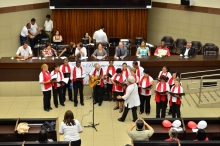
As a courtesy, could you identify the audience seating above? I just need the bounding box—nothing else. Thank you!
[202,43,216,54]
[57,44,70,55]
[161,36,174,50]
[174,38,187,53]
[191,41,202,55]
[203,46,219,56]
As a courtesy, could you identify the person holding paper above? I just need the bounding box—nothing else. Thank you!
[136,40,151,56]
[130,68,139,84]
[104,60,117,102]
[89,63,106,106]
[60,59,73,102]
[139,69,154,115]
[16,41,33,60]
[155,75,170,118]
[169,78,184,118]
[158,66,172,82]
[39,64,52,112]
[114,41,128,59]
[154,41,170,56]
[71,60,85,107]
[50,64,65,108]
[42,42,58,57]
[75,42,87,58]
[132,61,144,79]
[111,68,127,113]
[122,63,131,78]
[91,43,107,59]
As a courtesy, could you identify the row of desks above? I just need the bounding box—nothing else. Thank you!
[0,56,220,81]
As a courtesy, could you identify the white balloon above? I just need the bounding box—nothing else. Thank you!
[172,120,181,128]
[197,120,207,129]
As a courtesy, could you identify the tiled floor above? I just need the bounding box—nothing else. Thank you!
[0,95,220,146]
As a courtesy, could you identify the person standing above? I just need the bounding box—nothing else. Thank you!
[70,60,85,107]
[93,25,108,43]
[20,23,34,46]
[39,64,52,112]
[50,64,65,108]
[139,69,154,115]
[117,76,140,122]
[44,14,53,42]
[29,18,38,51]
[60,59,73,102]
[122,63,131,78]
[132,61,144,79]
[114,42,128,59]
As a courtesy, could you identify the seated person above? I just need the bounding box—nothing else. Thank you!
[136,40,151,56]
[34,27,48,44]
[59,42,76,57]
[53,30,63,43]
[154,41,170,56]
[16,41,33,59]
[180,42,195,57]
[194,129,209,141]
[126,119,154,146]
[84,32,92,43]
[92,43,107,59]
[165,129,179,141]
[37,129,49,143]
[75,42,87,58]
[114,41,127,59]
[42,42,58,57]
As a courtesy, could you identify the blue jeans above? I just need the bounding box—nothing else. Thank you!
[20,35,27,46]
[29,38,35,51]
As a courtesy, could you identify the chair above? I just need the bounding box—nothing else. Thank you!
[161,36,174,50]
[202,43,215,54]
[57,44,70,56]
[191,41,202,55]
[125,45,131,57]
[203,46,219,56]
[174,38,187,53]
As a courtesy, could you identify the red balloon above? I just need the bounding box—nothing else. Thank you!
[188,121,197,129]
[162,120,172,128]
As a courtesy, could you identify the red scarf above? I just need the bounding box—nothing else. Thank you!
[106,66,116,82]
[160,71,168,77]
[73,66,83,83]
[169,86,181,106]
[93,68,104,87]
[62,64,70,73]
[139,76,150,94]
[168,77,174,85]
[112,74,123,92]
[53,70,62,89]
[42,71,52,90]
[123,69,129,78]
[155,82,167,103]
[137,67,141,78]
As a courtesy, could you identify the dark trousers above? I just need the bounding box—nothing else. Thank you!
[42,90,51,110]
[29,38,35,51]
[156,101,167,118]
[20,35,27,46]
[139,94,151,114]
[73,81,84,104]
[62,80,72,101]
[52,86,64,106]
[93,85,104,103]
[172,102,181,118]
[70,139,81,146]
[120,104,138,121]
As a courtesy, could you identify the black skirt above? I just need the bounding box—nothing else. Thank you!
[113,91,124,102]
[106,83,113,92]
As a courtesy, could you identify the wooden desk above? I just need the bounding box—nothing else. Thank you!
[0,56,220,81]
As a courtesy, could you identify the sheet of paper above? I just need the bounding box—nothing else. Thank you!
[171,127,183,132]
[32,57,38,59]
[192,129,198,132]
[146,43,154,47]
[51,74,57,80]
[81,57,88,60]
[89,43,94,46]
[62,78,69,84]
[158,49,167,56]
[97,56,103,60]
[60,56,67,59]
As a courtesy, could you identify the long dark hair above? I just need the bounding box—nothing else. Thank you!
[196,129,206,140]
[38,129,48,142]
[63,110,75,126]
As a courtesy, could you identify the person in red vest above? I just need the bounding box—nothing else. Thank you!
[155,75,170,118]
[70,60,85,107]
[50,64,65,108]
[39,64,52,112]
[169,78,184,118]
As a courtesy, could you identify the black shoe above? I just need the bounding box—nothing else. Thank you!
[109,98,112,102]
[61,103,65,106]
[74,103,77,107]
[55,105,58,108]
[81,103,84,106]
[168,111,172,115]
[49,107,52,110]
[125,144,132,146]
[44,109,49,112]
[98,103,102,106]
[113,106,119,110]
[69,99,74,102]
[118,118,124,122]
[93,102,97,104]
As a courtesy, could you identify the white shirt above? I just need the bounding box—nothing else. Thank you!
[39,72,52,91]
[122,83,140,108]
[30,23,38,35]
[59,120,82,141]
[122,68,131,77]
[136,66,144,78]
[20,26,28,37]
[170,86,184,102]
[70,66,85,80]
[184,48,190,56]
[104,66,117,84]
[93,29,108,42]
[50,70,64,87]
[139,76,154,96]
[44,20,53,31]
[75,47,87,57]
[16,46,32,56]
[111,73,127,92]
[158,71,172,79]
[155,82,170,100]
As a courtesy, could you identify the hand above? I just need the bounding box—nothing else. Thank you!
[79,49,83,53]
[93,56,97,59]
[101,76,104,79]
[166,92,169,95]
[46,80,51,83]
[117,95,121,99]
[24,56,28,60]
[121,56,124,59]
[91,79,94,82]
[102,56,105,59]
[114,56,117,59]
[174,94,179,97]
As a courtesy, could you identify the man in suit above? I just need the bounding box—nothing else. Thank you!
[180,42,195,57]
[34,27,48,44]
[114,42,128,59]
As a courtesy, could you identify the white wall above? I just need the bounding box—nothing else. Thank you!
[153,0,220,8]
[0,0,49,7]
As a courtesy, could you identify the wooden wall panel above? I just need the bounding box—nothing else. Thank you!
[52,9,148,44]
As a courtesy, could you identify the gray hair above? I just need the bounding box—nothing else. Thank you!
[169,129,178,139]
[94,63,100,67]
[127,75,135,84]
[187,42,192,46]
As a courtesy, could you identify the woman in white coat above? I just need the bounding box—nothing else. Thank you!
[117,76,140,122]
